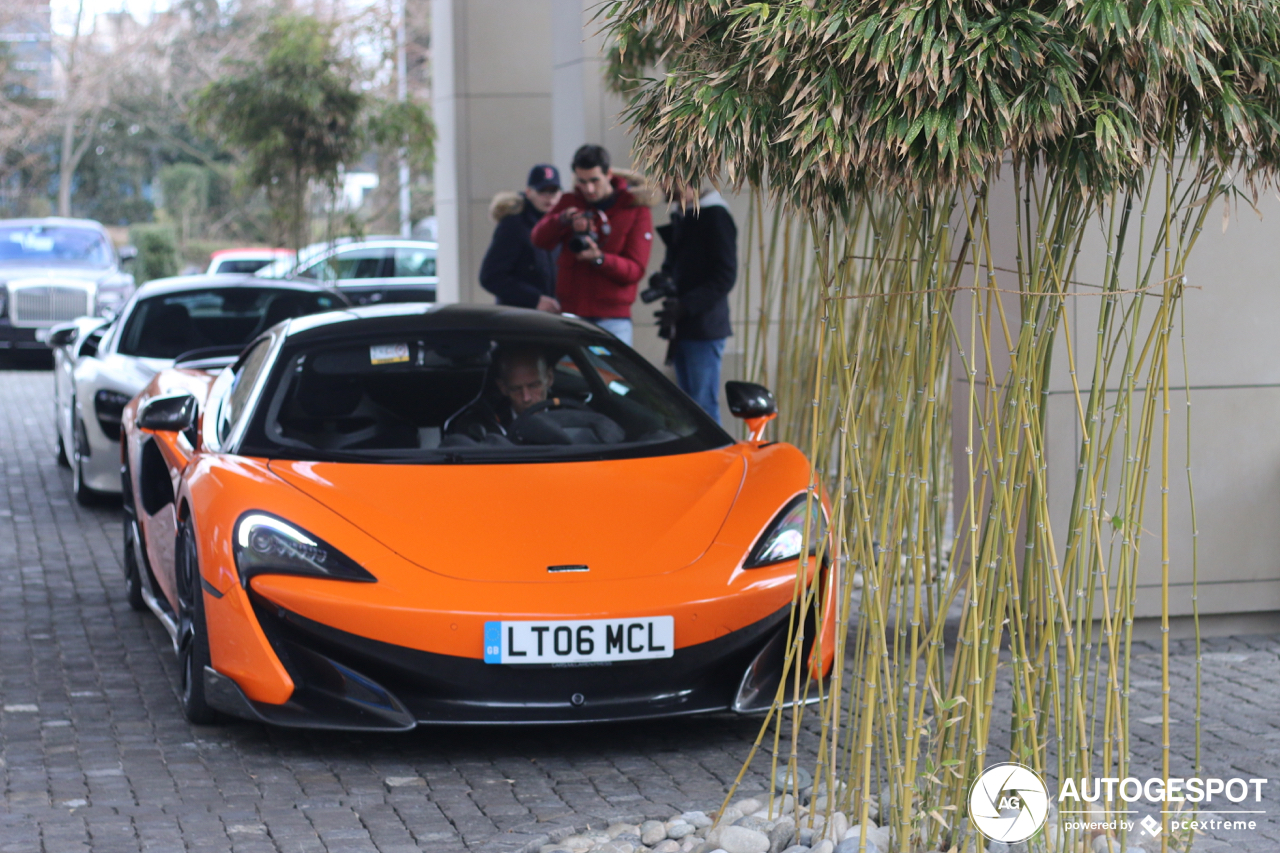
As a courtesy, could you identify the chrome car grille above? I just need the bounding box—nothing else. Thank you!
[10,285,90,326]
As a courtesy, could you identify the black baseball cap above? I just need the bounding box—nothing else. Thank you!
[526,164,561,191]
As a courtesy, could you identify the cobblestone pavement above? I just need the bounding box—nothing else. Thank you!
[1,368,1278,852]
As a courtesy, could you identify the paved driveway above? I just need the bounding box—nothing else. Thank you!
[1,368,1277,852]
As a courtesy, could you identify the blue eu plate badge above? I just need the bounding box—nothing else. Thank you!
[483,617,674,665]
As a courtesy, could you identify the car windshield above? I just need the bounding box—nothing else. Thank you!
[0,225,112,267]
[244,329,731,463]
[118,288,342,359]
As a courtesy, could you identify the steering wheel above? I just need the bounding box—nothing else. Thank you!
[510,397,604,446]
[515,397,590,420]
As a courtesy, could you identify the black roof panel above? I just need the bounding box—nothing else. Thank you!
[282,303,616,344]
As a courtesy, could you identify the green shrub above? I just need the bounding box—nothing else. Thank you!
[129,224,180,284]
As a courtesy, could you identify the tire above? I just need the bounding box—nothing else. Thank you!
[122,517,147,612]
[71,410,104,506]
[55,423,70,468]
[176,517,219,724]
[120,457,147,612]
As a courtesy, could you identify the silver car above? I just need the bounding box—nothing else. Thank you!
[0,217,136,353]
[49,274,346,502]
[285,238,440,306]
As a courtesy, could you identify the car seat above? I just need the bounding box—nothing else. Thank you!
[138,303,201,359]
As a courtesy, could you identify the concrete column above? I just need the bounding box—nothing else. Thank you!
[431,0,554,306]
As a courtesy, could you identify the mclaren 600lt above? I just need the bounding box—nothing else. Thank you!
[120,304,835,729]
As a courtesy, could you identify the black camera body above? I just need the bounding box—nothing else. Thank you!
[640,271,677,304]
[566,209,608,254]
[567,232,596,254]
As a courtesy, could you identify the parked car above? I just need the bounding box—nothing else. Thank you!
[0,217,136,353]
[119,304,836,727]
[48,274,346,503]
[206,248,294,275]
[254,238,359,280]
[281,238,440,306]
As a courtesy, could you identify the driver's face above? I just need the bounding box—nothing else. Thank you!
[497,360,552,414]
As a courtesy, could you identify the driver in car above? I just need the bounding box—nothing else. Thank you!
[445,346,554,441]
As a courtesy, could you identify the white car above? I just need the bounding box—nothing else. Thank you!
[205,247,294,275]
[49,274,346,503]
[270,238,441,306]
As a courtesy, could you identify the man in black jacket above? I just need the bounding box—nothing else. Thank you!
[479,165,562,311]
[653,186,737,423]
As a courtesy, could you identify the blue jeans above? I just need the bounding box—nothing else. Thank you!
[673,337,726,423]
[585,317,633,346]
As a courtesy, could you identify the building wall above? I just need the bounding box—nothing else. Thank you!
[1044,191,1280,617]
[0,0,54,99]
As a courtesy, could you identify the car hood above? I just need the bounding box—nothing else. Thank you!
[268,449,746,582]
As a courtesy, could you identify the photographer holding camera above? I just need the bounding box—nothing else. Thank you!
[531,145,654,345]
[648,184,737,423]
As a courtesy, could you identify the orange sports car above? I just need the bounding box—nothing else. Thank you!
[120,304,835,728]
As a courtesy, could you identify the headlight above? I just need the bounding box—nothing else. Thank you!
[744,494,828,569]
[233,512,375,585]
[94,389,132,441]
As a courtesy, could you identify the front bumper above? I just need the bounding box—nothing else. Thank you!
[0,320,46,350]
[203,595,815,728]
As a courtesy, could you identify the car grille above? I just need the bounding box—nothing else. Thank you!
[10,285,90,326]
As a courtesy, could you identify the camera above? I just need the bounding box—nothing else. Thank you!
[566,208,608,254]
[640,271,676,304]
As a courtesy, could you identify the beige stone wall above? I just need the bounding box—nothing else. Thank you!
[1043,191,1280,617]
[948,179,1280,618]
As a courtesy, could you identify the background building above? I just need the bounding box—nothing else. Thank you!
[0,0,54,100]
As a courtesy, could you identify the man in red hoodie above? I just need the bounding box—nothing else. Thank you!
[530,144,653,346]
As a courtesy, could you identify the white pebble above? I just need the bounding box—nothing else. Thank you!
[640,821,667,846]
[825,812,849,843]
[718,825,771,853]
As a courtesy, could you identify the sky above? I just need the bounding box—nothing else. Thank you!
[50,0,173,37]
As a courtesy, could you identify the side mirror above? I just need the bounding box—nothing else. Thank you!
[138,392,197,433]
[725,381,777,419]
[118,245,138,263]
[47,324,79,348]
[725,381,778,442]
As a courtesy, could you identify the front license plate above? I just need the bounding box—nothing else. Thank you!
[484,617,674,665]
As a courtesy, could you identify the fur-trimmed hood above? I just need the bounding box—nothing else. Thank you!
[612,169,658,207]
[489,191,527,222]
[492,169,656,221]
